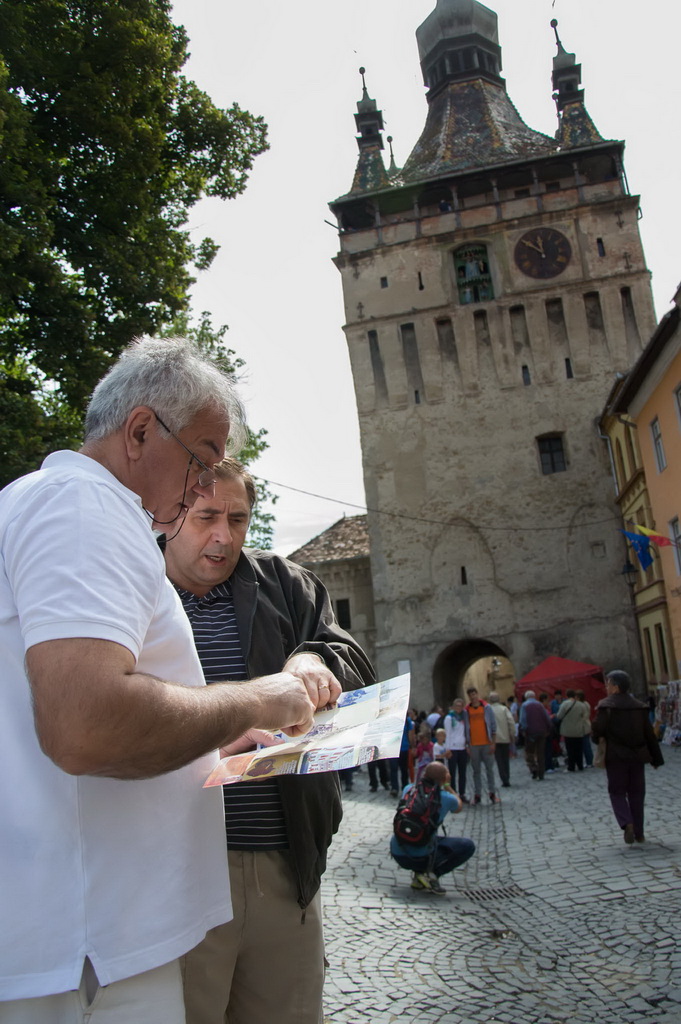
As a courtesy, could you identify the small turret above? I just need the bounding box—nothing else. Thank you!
[349,68,389,194]
[551,19,604,148]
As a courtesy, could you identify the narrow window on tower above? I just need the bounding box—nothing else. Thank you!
[335,598,351,630]
[400,323,425,405]
[453,244,494,304]
[461,566,468,585]
[367,329,389,407]
[565,357,574,379]
[417,271,424,291]
[522,365,531,386]
[537,434,567,475]
[380,276,388,289]
[597,237,606,257]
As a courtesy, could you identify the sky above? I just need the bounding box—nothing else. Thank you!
[170,0,681,556]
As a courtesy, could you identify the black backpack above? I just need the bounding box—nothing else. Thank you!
[393,778,442,846]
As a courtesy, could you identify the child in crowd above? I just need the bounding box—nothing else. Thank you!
[433,728,448,764]
[415,722,434,783]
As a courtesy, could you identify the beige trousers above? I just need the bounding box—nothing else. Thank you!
[0,958,184,1024]
[182,849,325,1024]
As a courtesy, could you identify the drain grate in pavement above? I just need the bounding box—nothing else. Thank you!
[461,883,525,902]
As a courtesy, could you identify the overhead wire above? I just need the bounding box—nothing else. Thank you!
[253,475,627,535]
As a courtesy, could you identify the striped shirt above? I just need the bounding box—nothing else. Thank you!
[177,581,288,850]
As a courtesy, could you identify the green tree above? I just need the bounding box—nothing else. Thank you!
[0,360,82,487]
[0,0,268,428]
[163,310,277,549]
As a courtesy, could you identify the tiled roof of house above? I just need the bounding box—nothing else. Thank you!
[288,514,369,565]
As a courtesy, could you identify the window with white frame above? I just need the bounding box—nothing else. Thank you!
[651,417,666,471]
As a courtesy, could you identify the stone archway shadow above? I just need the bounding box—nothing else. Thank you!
[432,638,513,708]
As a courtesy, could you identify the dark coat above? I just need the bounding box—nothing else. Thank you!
[230,550,376,908]
[591,693,664,768]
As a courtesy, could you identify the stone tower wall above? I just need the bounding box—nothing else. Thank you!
[335,180,656,705]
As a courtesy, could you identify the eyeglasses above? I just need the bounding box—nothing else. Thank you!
[153,412,216,488]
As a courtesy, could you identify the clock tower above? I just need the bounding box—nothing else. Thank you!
[329,1,656,704]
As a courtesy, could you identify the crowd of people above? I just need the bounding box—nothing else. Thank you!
[388,677,664,892]
[397,687,600,795]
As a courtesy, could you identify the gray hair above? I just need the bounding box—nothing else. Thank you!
[488,691,499,703]
[525,690,535,699]
[84,336,247,452]
[606,670,631,693]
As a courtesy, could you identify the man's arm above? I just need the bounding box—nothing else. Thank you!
[442,786,463,814]
[591,708,606,741]
[27,637,316,780]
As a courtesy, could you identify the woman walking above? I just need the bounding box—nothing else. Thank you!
[556,688,591,771]
[592,670,664,844]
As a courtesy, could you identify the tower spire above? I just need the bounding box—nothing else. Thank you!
[386,135,399,177]
[401,0,555,180]
[551,19,604,148]
[348,67,389,194]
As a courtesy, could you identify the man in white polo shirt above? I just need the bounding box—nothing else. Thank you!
[0,337,336,1023]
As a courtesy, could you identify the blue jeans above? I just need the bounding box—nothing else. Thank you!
[392,837,476,877]
[583,735,593,766]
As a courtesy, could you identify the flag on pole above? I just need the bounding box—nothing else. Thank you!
[622,530,654,570]
[631,524,673,547]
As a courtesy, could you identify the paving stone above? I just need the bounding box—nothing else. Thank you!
[320,747,681,1022]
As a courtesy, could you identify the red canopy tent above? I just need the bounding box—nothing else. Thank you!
[515,656,606,711]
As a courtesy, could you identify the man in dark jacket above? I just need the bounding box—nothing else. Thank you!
[519,690,552,780]
[164,458,375,1024]
[592,670,663,845]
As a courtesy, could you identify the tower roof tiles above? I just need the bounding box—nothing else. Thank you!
[400,78,556,181]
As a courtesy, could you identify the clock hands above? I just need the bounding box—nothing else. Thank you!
[521,235,546,257]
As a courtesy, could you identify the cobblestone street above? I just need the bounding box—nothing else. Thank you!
[321,749,681,1024]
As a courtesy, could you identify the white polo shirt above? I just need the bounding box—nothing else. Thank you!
[0,451,231,1000]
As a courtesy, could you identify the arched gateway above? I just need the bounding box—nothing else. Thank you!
[432,639,514,708]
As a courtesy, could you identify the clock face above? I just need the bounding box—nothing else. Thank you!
[514,227,572,279]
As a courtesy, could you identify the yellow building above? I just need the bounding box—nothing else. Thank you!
[601,290,681,686]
